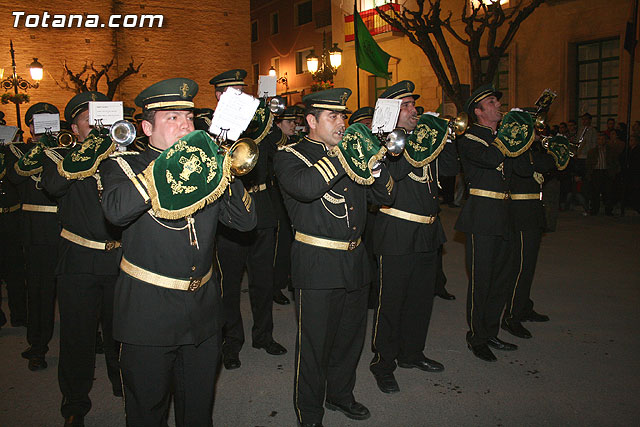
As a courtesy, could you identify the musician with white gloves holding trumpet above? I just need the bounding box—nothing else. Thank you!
[274,88,396,426]
[369,81,459,394]
[99,77,257,426]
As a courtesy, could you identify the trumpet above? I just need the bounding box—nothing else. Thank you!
[109,119,137,147]
[375,127,407,156]
[217,137,259,176]
[443,112,469,137]
[268,96,286,116]
[56,130,77,148]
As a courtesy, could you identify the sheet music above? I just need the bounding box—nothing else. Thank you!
[209,88,260,141]
[371,99,401,133]
[33,113,60,134]
[0,126,19,143]
[258,75,277,97]
[89,101,123,126]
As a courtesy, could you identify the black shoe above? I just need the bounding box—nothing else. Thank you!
[501,318,532,339]
[222,351,241,370]
[522,310,549,322]
[487,337,518,351]
[325,400,371,420]
[112,384,123,397]
[253,340,287,355]
[273,289,291,305]
[435,290,456,300]
[397,355,444,372]
[372,372,400,394]
[63,415,85,426]
[467,343,497,362]
[21,346,35,360]
[28,356,48,371]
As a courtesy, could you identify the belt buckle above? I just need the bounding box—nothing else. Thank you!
[188,278,202,292]
[347,240,357,251]
[105,241,119,251]
[0,207,7,214]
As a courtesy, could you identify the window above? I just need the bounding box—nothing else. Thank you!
[481,55,509,110]
[253,63,259,85]
[576,38,619,129]
[368,73,392,106]
[295,1,313,26]
[470,0,509,8]
[296,48,314,74]
[360,0,395,10]
[271,12,279,35]
[251,20,258,43]
[271,57,280,77]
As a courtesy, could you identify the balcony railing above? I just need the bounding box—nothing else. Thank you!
[344,3,401,42]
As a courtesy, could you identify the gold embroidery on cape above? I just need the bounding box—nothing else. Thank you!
[164,138,220,195]
[499,122,528,147]
[409,125,438,152]
[71,136,103,162]
[179,154,202,181]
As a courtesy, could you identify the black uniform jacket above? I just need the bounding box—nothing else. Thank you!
[7,143,60,246]
[41,148,121,276]
[100,147,257,346]
[237,126,279,229]
[455,123,512,237]
[274,136,396,291]
[510,147,556,232]
[374,141,459,255]
[1,145,24,248]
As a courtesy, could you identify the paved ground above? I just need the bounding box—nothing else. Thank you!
[1,207,639,427]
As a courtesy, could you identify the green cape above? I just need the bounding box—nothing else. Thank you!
[545,135,571,171]
[494,110,535,157]
[14,134,57,176]
[329,123,386,185]
[405,114,449,167]
[58,128,115,179]
[143,130,232,219]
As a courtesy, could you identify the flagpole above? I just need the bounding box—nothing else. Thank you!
[354,1,361,108]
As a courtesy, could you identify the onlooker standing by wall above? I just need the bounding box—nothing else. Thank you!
[586,132,620,215]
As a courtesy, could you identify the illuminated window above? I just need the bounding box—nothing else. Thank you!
[271,57,280,77]
[576,38,619,129]
[296,48,314,74]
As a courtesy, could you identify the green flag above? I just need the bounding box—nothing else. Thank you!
[354,4,391,79]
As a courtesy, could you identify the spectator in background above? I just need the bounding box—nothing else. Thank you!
[586,131,620,215]
[558,122,569,136]
[623,135,640,213]
[604,118,616,140]
[615,122,627,144]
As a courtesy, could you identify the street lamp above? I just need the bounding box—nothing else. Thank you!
[1,40,43,130]
[305,32,342,85]
[268,66,277,77]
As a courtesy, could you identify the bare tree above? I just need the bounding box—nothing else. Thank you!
[55,57,142,100]
[376,0,545,111]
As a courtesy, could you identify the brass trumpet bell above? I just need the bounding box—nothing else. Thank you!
[57,130,77,148]
[450,112,468,136]
[534,112,546,131]
[384,128,407,156]
[269,97,286,115]
[109,120,137,147]
[223,137,259,176]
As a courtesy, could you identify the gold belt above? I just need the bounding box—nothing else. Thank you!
[247,183,267,193]
[0,204,21,214]
[22,203,58,213]
[295,231,361,251]
[510,193,542,200]
[120,257,212,292]
[469,188,509,200]
[60,228,121,251]
[379,207,435,224]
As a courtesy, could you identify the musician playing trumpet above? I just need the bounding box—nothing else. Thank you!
[369,81,459,394]
[99,78,257,425]
[274,88,395,426]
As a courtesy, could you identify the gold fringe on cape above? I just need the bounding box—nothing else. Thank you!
[493,131,535,158]
[142,154,233,220]
[330,146,387,186]
[57,141,116,180]
[403,131,448,168]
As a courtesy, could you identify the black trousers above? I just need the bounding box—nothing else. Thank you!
[120,334,220,427]
[0,217,27,324]
[465,234,513,346]
[589,169,614,214]
[273,219,293,292]
[504,229,542,321]
[293,287,368,425]
[216,227,276,353]
[25,244,57,356]
[370,252,437,375]
[434,244,447,295]
[58,273,119,418]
